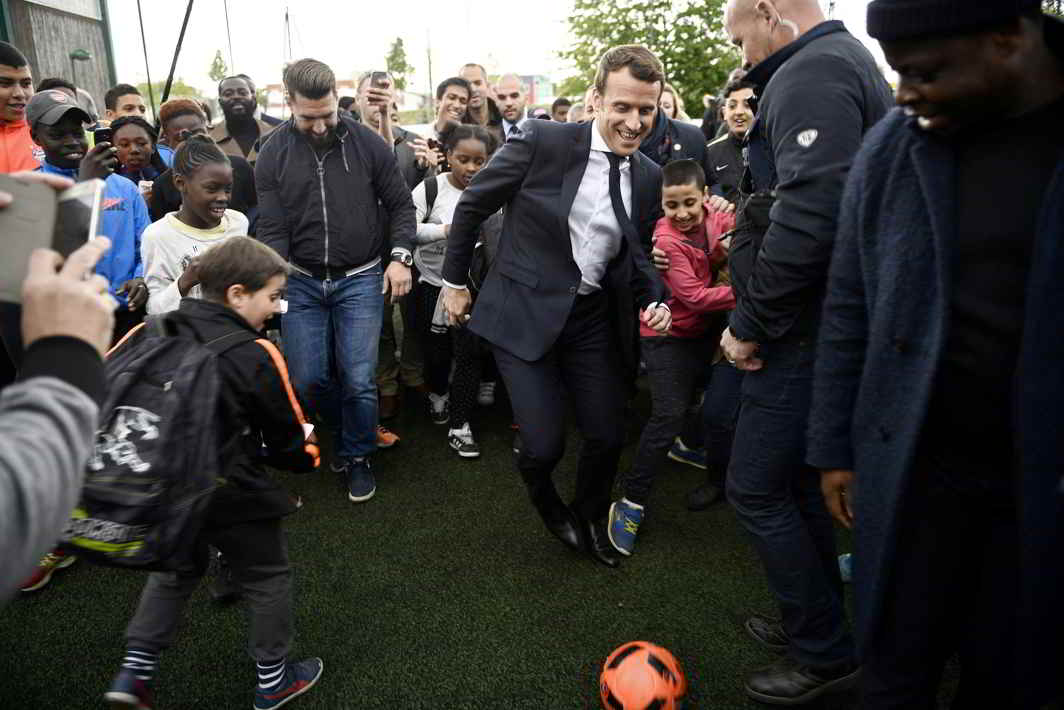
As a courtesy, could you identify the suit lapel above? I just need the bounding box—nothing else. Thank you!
[558,122,594,236]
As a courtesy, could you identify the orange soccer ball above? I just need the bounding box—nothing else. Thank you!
[599,641,687,710]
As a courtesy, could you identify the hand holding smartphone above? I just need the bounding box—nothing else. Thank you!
[0,174,106,303]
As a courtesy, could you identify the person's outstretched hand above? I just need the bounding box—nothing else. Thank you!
[21,237,116,357]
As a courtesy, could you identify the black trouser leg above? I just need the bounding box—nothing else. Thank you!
[624,337,704,505]
[861,475,1019,710]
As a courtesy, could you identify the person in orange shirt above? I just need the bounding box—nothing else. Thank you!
[0,42,39,173]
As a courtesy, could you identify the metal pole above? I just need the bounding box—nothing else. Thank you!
[135,0,157,118]
[160,0,195,105]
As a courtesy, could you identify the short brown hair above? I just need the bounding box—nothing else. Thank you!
[593,45,665,98]
[198,236,289,302]
[283,58,335,101]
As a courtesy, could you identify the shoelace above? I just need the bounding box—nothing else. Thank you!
[623,516,640,534]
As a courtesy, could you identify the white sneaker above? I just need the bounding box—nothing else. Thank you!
[477,381,496,406]
[448,422,481,458]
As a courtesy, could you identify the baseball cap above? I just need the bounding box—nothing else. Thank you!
[26,89,92,128]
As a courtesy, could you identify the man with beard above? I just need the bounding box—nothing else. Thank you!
[494,74,528,140]
[459,63,503,143]
[810,1,1064,707]
[255,58,415,504]
[441,45,672,569]
[717,0,892,704]
[210,75,274,166]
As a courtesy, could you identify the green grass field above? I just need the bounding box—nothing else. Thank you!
[1,385,861,710]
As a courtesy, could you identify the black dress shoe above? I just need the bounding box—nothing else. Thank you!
[744,657,860,705]
[527,488,581,551]
[686,482,722,511]
[745,613,789,653]
[578,516,620,568]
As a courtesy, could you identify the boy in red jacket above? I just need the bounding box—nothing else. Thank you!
[609,160,735,557]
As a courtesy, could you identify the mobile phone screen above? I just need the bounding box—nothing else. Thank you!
[54,179,104,258]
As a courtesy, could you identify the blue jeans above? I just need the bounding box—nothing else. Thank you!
[282,268,383,459]
[725,338,855,667]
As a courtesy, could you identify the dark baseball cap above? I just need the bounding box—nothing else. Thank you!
[26,89,92,128]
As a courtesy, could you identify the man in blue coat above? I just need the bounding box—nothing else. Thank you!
[809,2,1064,707]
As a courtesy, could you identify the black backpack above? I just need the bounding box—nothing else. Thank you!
[61,315,256,571]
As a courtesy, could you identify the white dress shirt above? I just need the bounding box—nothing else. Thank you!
[568,119,630,294]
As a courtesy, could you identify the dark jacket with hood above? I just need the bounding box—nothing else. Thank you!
[728,20,892,344]
[142,299,317,529]
[638,110,713,180]
[254,113,416,279]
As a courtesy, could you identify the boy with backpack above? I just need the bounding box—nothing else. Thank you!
[101,236,323,710]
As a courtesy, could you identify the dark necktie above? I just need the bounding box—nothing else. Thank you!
[507,124,519,141]
[606,152,638,244]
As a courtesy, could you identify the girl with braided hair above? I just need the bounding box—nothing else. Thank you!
[141,134,250,314]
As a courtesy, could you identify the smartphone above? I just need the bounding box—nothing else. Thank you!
[0,177,104,303]
[93,126,113,146]
[54,179,105,259]
[370,71,389,89]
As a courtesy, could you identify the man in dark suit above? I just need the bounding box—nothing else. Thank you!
[440,45,672,568]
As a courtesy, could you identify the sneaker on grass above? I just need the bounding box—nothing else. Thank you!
[448,422,481,458]
[477,381,496,406]
[347,458,376,503]
[104,667,155,710]
[607,499,644,557]
[19,548,76,593]
[667,437,707,470]
[253,658,324,710]
[428,392,450,425]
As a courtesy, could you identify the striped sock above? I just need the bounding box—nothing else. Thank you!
[121,648,158,681]
[257,658,287,691]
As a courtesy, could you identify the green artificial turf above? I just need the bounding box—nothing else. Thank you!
[0,384,861,710]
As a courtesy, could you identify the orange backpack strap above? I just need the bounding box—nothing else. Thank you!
[253,338,320,468]
[105,321,147,359]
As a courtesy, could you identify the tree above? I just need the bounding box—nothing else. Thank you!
[137,79,204,103]
[208,50,229,84]
[560,0,739,115]
[385,37,415,91]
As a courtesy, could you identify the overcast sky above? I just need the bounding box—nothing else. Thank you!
[106,0,883,99]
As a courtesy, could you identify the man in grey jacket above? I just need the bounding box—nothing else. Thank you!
[1,171,117,602]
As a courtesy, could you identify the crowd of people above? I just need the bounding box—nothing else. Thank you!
[0,0,1062,708]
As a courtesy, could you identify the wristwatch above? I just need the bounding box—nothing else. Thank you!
[391,251,413,267]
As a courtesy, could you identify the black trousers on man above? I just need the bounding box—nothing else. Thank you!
[861,467,1020,709]
[491,290,625,522]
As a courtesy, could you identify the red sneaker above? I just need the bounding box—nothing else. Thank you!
[19,548,77,593]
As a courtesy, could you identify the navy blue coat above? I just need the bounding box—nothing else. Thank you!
[808,105,1064,704]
